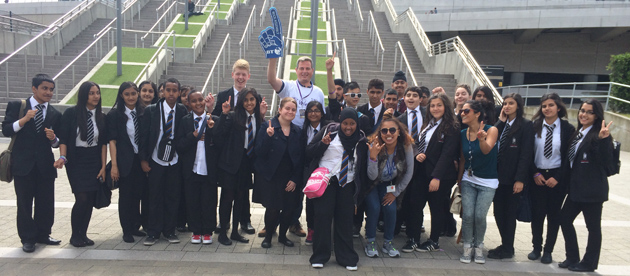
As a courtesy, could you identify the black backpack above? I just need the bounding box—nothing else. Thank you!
[606,139,621,177]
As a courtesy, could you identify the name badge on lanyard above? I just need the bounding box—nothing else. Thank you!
[296,80,314,116]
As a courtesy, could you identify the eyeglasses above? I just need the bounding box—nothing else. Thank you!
[344,93,362,98]
[307,109,322,114]
[579,109,595,115]
[380,127,398,135]
[460,108,471,115]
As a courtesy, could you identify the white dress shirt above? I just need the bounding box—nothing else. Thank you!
[12,97,49,132]
[319,135,354,183]
[405,106,423,138]
[368,102,383,126]
[76,108,99,148]
[124,106,139,154]
[534,118,561,169]
[193,113,207,175]
[306,123,321,145]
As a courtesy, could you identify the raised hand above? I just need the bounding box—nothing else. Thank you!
[321,132,331,145]
[368,140,384,161]
[44,128,55,141]
[325,52,336,71]
[204,93,215,113]
[266,119,274,137]
[499,106,507,122]
[477,121,488,140]
[599,120,612,139]
[259,7,284,59]
[260,96,268,116]
[222,96,231,114]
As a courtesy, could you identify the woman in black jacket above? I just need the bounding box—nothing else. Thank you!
[253,97,303,248]
[488,93,534,259]
[528,93,575,264]
[55,81,107,247]
[107,82,147,243]
[559,99,613,272]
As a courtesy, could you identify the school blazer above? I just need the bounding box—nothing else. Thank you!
[176,113,219,180]
[211,87,236,117]
[530,119,575,188]
[495,118,534,186]
[106,108,141,178]
[1,99,62,177]
[139,99,187,163]
[565,130,612,203]
[357,103,384,135]
[421,125,461,182]
[213,111,261,175]
[254,117,303,184]
[58,106,108,170]
[397,109,427,134]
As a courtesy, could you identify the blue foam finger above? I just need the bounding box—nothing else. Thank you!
[258,8,284,59]
[269,7,283,40]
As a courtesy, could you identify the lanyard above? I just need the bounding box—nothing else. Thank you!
[384,149,396,180]
[296,81,313,105]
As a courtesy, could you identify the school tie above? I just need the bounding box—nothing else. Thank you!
[131,110,139,146]
[194,116,202,130]
[544,124,555,159]
[163,110,174,140]
[369,108,375,124]
[86,111,94,146]
[567,132,583,165]
[418,121,436,154]
[339,150,349,187]
[411,110,419,142]
[498,123,510,159]
[246,115,254,156]
[313,128,318,136]
[34,104,44,133]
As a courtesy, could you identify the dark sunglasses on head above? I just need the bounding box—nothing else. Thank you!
[380,127,398,135]
[344,93,362,98]
[460,108,471,115]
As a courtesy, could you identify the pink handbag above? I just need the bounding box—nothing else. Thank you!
[303,167,333,199]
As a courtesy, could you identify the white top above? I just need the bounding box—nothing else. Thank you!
[193,113,207,176]
[570,125,592,169]
[534,117,561,169]
[306,123,321,145]
[319,135,354,183]
[124,106,139,154]
[462,173,499,189]
[243,113,257,150]
[152,101,179,166]
[368,102,383,126]
[12,97,49,132]
[76,108,99,148]
[421,118,442,149]
[405,106,423,138]
[278,80,326,127]
[498,117,515,149]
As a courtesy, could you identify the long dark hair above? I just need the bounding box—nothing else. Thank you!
[502,93,524,136]
[113,81,144,124]
[473,86,497,125]
[532,93,568,138]
[423,93,459,137]
[234,87,262,128]
[139,80,159,105]
[302,100,324,129]
[464,100,485,124]
[368,116,413,147]
[572,99,605,141]
[76,81,105,142]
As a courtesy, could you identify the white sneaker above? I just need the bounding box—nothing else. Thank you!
[311,263,323,268]
[191,234,201,244]
[202,234,213,244]
[346,266,358,271]
[474,243,486,264]
[460,243,472,264]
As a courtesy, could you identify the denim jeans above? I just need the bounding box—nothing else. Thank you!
[365,182,397,241]
[461,180,496,246]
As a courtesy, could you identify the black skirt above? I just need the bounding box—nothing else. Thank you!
[67,146,102,193]
[253,150,295,210]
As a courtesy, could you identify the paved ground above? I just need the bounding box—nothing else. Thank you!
[0,138,629,276]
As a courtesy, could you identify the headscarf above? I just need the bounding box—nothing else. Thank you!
[338,108,361,156]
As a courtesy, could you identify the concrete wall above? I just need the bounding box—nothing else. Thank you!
[392,0,630,15]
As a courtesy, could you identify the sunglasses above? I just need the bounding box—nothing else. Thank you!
[344,93,362,98]
[460,108,471,115]
[380,127,398,135]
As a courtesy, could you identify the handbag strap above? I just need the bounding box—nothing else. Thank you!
[8,100,27,152]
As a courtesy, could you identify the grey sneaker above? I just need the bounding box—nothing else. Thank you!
[460,243,472,263]
[165,234,180,244]
[382,240,401,258]
[474,243,485,264]
[364,241,379,258]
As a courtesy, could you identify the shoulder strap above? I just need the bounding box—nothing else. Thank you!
[8,100,28,151]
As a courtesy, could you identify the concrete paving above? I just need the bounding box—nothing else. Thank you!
[0,137,629,275]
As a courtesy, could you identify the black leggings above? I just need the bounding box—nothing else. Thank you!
[263,207,291,242]
[71,192,96,239]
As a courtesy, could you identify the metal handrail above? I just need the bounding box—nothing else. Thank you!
[353,0,363,32]
[341,39,352,82]
[330,9,339,51]
[200,33,231,96]
[239,5,257,59]
[259,0,270,27]
[393,41,417,86]
[225,0,240,25]
[367,11,385,71]
[93,0,141,39]
[0,15,47,34]
[396,8,431,53]
[134,31,176,84]
[142,0,178,46]
[191,4,218,62]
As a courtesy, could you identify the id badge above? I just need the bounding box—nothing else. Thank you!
[386,185,396,193]
[299,109,306,118]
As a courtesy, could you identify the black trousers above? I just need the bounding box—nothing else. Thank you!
[408,176,454,243]
[13,166,55,244]
[177,177,188,228]
[530,168,566,253]
[118,154,146,235]
[184,173,217,235]
[310,179,358,267]
[306,198,314,229]
[218,161,251,233]
[492,184,520,253]
[146,160,181,238]
[560,198,603,270]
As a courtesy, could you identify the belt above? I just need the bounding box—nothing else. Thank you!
[536,167,559,173]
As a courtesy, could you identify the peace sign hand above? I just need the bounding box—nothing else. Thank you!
[222,96,231,114]
[599,120,613,139]
[266,120,274,137]
[477,121,488,140]
[368,140,384,161]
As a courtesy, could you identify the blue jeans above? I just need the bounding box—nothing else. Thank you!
[365,182,396,241]
[461,180,496,247]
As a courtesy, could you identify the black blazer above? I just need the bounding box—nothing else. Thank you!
[213,110,262,175]
[106,108,140,178]
[139,99,187,163]
[324,98,342,122]
[328,102,372,137]
[58,106,108,170]
[565,129,612,203]
[421,124,461,182]
[495,118,534,186]
[397,109,427,136]
[211,87,235,117]
[176,113,219,180]
[530,119,575,187]
[1,99,62,177]
[357,103,385,136]
[254,116,303,184]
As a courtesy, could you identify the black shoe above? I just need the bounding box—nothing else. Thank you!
[401,238,417,253]
[352,225,360,238]
[218,233,232,246]
[176,226,188,233]
[278,237,294,247]
[70,237,86,247]
[241,222,255,235]
[541,252,553,264]
[558,259,578,269]
[143,236,157,246]
[230,233,249,243]
[417,239,440,252]
[123,234,135,243]
[445,229,456,237]
[488,246,513,259]
[22,242,35,253]
[488,245,503,255]
[131,230,147,237]
[376,221,384,232]
[261,240,272,248]
[84,237,95,246]
[37,236,61,245]
[527,250,541,260]
[568,263,594,272]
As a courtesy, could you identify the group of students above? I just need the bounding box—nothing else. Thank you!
[3,54,614,273]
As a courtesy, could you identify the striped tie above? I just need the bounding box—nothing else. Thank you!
[339,150,349,187]
[369,108,375,124]
[411,110,418,142]
[164,110,174,139]
[543,124,555,159]
[86,111,94,146]
[194,116,202,130]
[567,132,583,166]
[498,123,510,159]
[418,121,436,154]
[131,110,139,146]
[34,104,44,133]
[246,115,254,156]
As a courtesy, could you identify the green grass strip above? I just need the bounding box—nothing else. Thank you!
[171,23,203,35]
[293,42,329,55]
[177,13,211,23]
[297,19,326,29]
[107,47,157,64]
[300,1,323,9]
[88,64,145,87]
[296,30,327,40]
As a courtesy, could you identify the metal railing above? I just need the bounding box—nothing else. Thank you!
[93,0,142,39]
[341,39,352,82]
[191,4,218,62]
[395,8,431,54]
[200,33,231,96]
[393,41,417,86]
[259,0,275,27]
[347,0,352,11]
[142,0,178,46]
[224,0,240,25]
[155,0,177,33]
[239,5,257,59]
[367,11,385,71]
[352,0,363,32]
[134,31,176,84]
[496,82,630,112]
[0,15,47,34]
